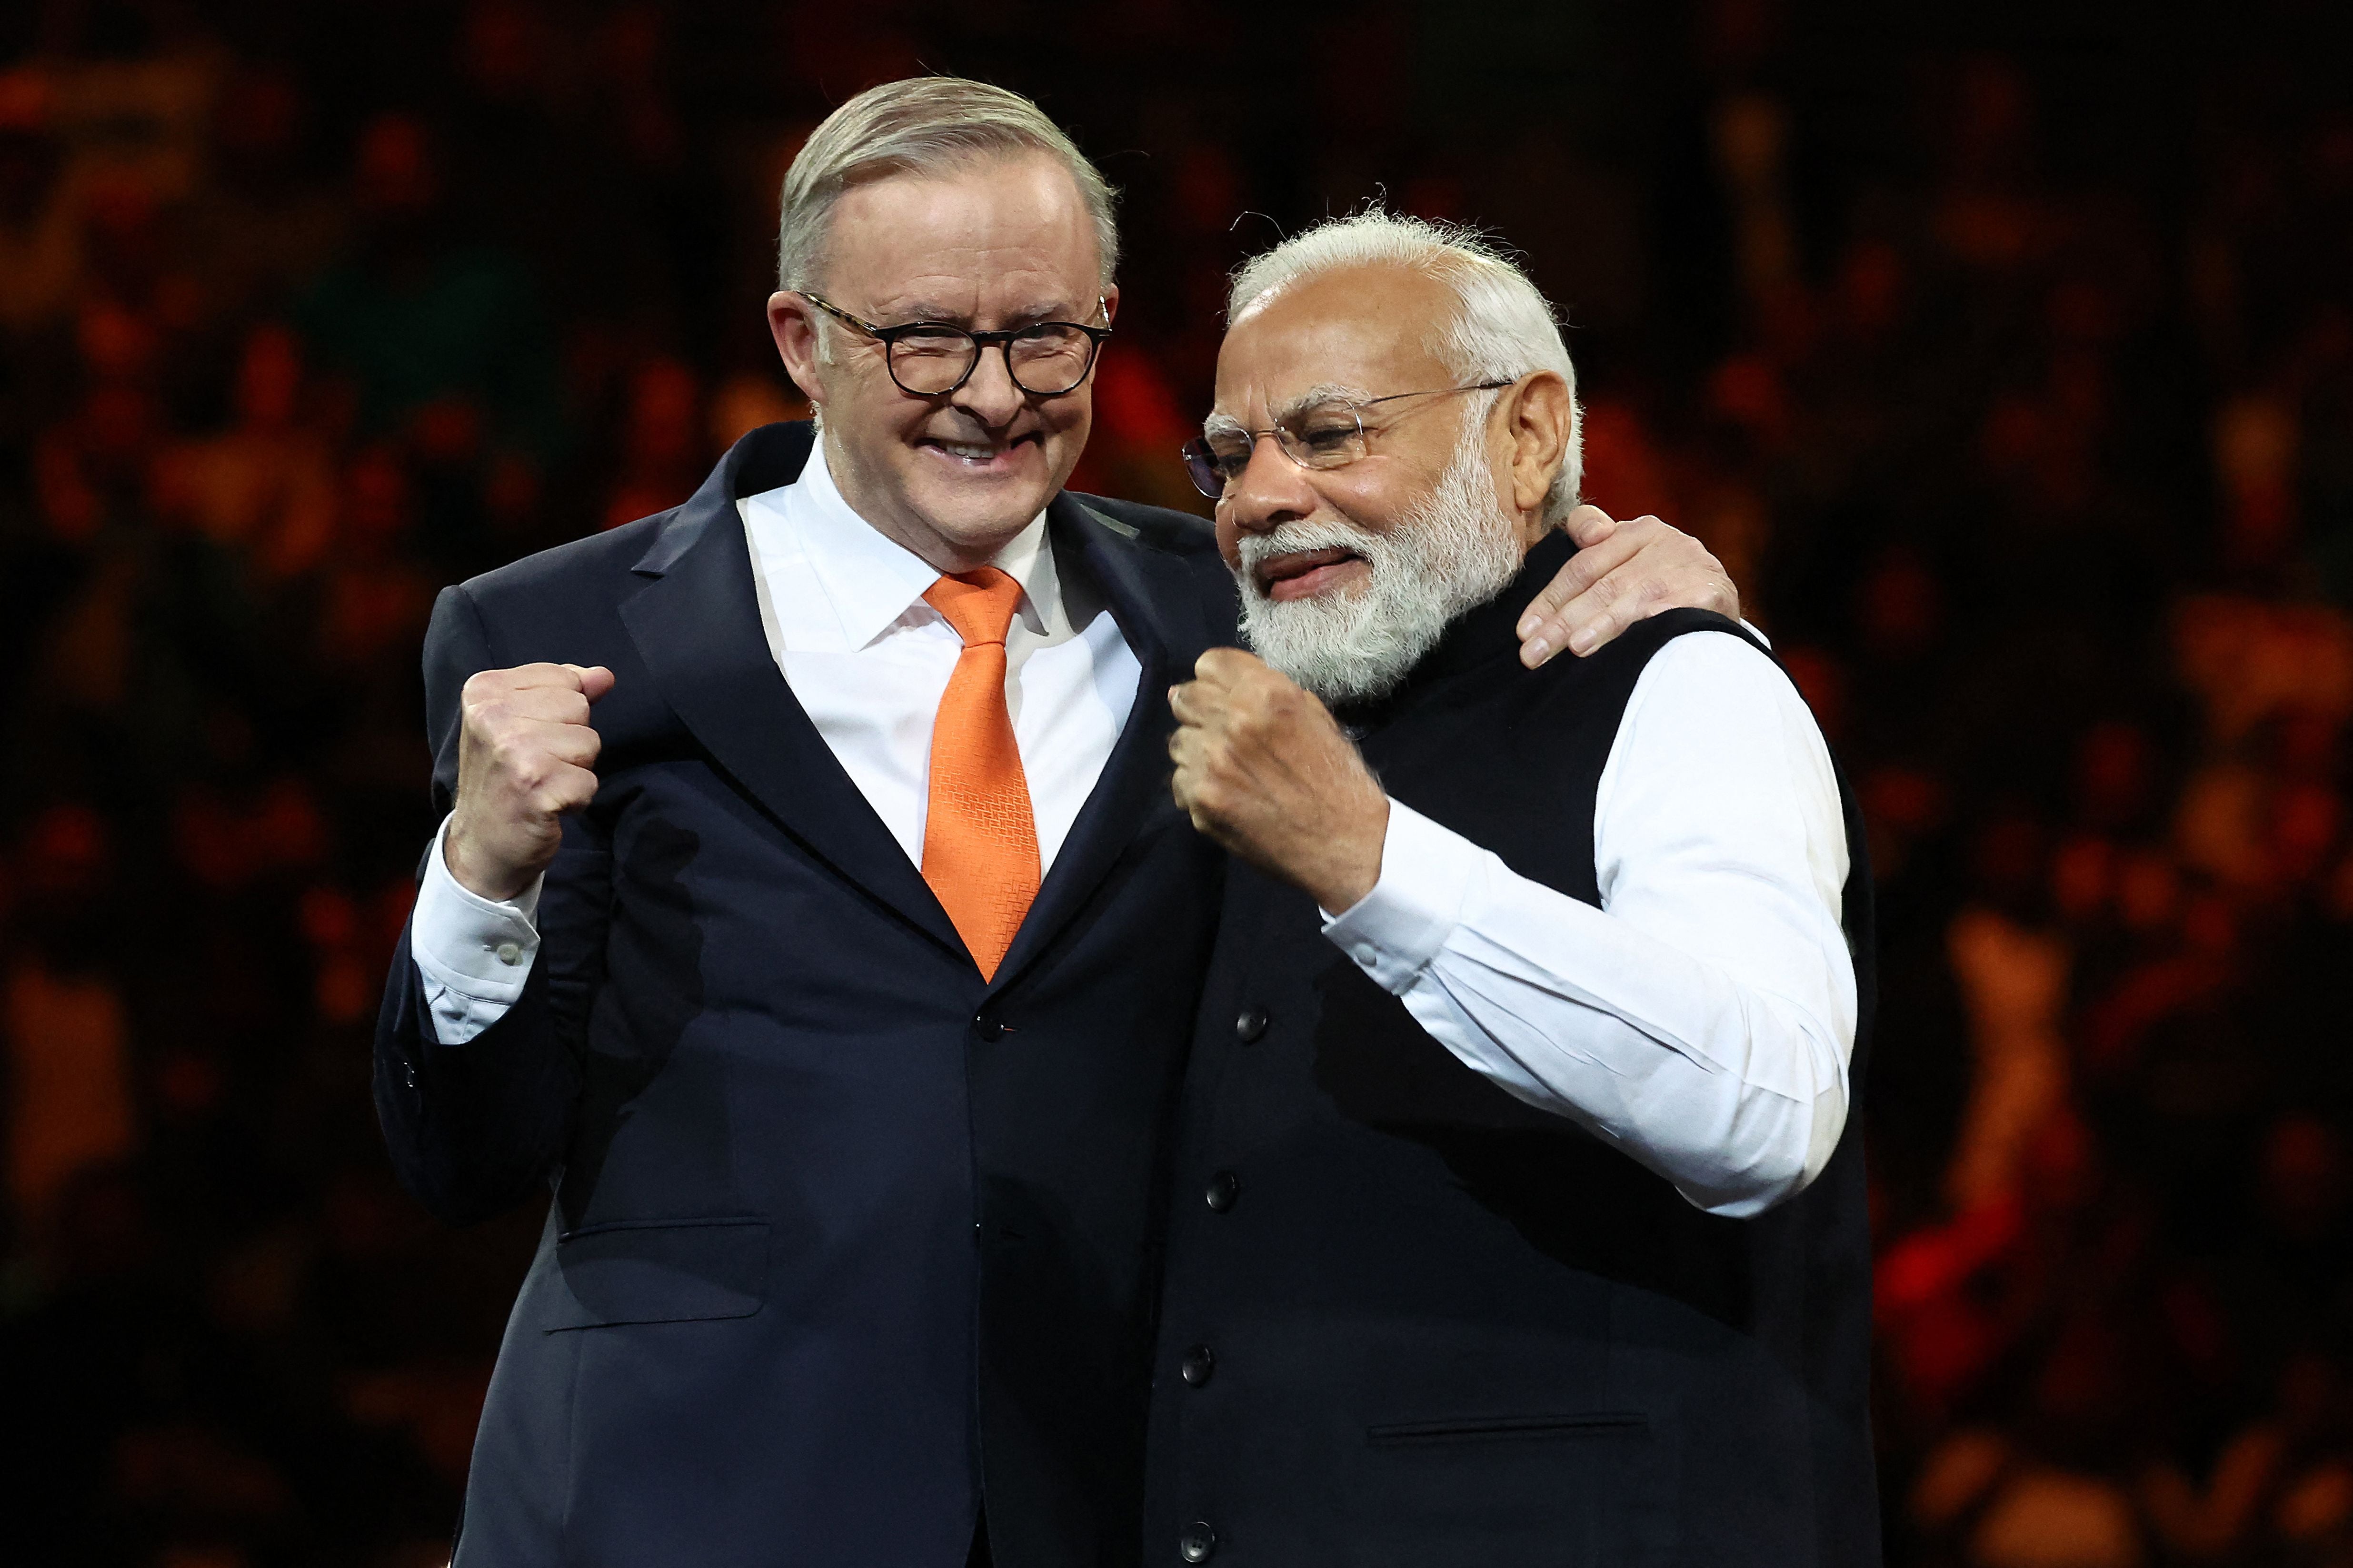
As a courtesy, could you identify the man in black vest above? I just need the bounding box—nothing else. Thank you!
[1155,212,1877,1566]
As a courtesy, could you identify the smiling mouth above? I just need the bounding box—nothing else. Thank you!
[1254,546,1368,600]
[920,432,1042,468]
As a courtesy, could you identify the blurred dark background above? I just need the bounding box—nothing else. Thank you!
[3,0,2352,1563]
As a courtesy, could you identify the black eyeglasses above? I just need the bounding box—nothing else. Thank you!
[1179,381,1515,499]
[796,292,1112,398]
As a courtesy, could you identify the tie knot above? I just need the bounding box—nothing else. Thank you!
[924,567,1025,648]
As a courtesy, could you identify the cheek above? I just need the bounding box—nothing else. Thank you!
[1321,469,1414,539]
[1214,511,1244,570]
[1042,389,1092,444]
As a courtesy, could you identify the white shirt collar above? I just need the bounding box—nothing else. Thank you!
[758,437,1062,651]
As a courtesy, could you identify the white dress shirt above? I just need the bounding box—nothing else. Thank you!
[409,439,1143,1045]
[1323,630,1855,1218]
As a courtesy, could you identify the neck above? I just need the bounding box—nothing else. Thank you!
[819,429,1026,576]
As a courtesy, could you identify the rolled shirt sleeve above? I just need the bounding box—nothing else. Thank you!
[1320,631,1855,1217]
[409,814,545,1045]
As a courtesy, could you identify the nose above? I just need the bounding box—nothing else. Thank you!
[951,342,1026,428]
[1222,432,1316,537]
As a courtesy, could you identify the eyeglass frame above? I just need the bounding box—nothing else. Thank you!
[1179,380,1517,499]
[793,291,1114,399]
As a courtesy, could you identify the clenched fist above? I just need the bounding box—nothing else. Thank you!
[445,662,615,901]
[1168,649,1389,913]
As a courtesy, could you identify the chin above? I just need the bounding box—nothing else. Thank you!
[913,481,1055,548]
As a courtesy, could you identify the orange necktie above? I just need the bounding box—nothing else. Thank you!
[921,568,1040,981]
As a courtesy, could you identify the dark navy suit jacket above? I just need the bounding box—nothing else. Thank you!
[375,421,1237,1567]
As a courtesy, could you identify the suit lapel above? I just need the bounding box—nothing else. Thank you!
[988,496,1210,992]
[618,423,965,958]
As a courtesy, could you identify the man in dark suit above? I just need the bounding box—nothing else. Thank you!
[1155,214,1875,1565]
[374,80,1737,1567]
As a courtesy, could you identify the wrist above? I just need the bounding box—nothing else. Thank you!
[1306,793,1388,914]
[444,819,533,903]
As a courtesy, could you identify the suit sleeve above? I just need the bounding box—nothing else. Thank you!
[373,585,610,1225]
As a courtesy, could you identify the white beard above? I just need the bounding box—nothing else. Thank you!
[1235,431,1526,705]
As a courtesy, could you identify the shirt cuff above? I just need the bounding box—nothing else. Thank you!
[411,814,544,1007]
[1319,800,1486,994]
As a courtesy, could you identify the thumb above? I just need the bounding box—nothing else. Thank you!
[565,664,618,702]
[1564,503,1620,548]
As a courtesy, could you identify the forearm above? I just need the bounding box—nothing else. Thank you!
[375,934,578,1225]
[386,587,598,1222]
[1326,803,1854,1217]
[1384,897,1847,1215]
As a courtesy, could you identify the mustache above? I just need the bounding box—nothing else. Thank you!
[1236,519,1385,579]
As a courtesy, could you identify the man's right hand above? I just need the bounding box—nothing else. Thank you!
[446,663,615,901]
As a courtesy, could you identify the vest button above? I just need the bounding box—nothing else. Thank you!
[1205,1171,1240,1212]
[1181,1344,1215,1387]
[1234,1008,1268,1043]
[1179,1522,1217,1562]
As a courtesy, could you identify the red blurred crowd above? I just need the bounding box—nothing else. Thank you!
[2,2,2351,1564]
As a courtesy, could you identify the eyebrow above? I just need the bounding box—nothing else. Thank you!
[1276,383,1377,421]
[869,299,1088,329]
[1203,382,1377,440]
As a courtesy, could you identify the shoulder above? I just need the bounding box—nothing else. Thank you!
[1623,616,1801,713]
[1593,607,1768,675]
[1064,490,1221,562]
[1610,619,1833,790]
[453,509,679,618]
[1520,606,1772,714]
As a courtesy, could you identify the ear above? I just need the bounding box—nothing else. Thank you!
[767,292,827,411]
[1100,285,1121,325]
[1500,370,1574,531]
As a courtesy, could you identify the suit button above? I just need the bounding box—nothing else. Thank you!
[1179,1522,1217,1562]
[1205,1171,1239,1212]
[1181,1344,1215,1387]
[974,1014,1007,1041]
[1234,1008,1268,1043]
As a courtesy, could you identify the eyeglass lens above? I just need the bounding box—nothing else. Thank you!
[1185,404,1369,496]
[890,325,1100,397]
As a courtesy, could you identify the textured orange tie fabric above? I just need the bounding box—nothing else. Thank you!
[921,568,1040,980]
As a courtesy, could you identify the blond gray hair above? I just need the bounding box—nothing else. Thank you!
[777,77,1119,295]
[1227,209,1582,522]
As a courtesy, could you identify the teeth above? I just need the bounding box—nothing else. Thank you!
[939,442,998,461]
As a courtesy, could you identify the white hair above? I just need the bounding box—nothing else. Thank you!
[1236,416,1525,705]
[777,77,1119,297]
[1226,208,1582,523]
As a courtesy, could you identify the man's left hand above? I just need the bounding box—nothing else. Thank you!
[1517,506,1741,667]
[1169,649,1389,913]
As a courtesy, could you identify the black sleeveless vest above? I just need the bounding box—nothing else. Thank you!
[1143,534,1881,1567]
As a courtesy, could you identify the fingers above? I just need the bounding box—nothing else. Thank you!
[1173,647,1274,725]
[1563,503,1623,549]
[520,716,603,769]
[538,759,602,815]
[564,664,618,702]
[1517,522,1647,662]
[471,662,617,699]
[1168,679,1212,728]
[1193,646,1264,686]
[482,716,601,787]
[1517,514,1738,666]
[1544,560,1659,662]
[1514,516,1640,639]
